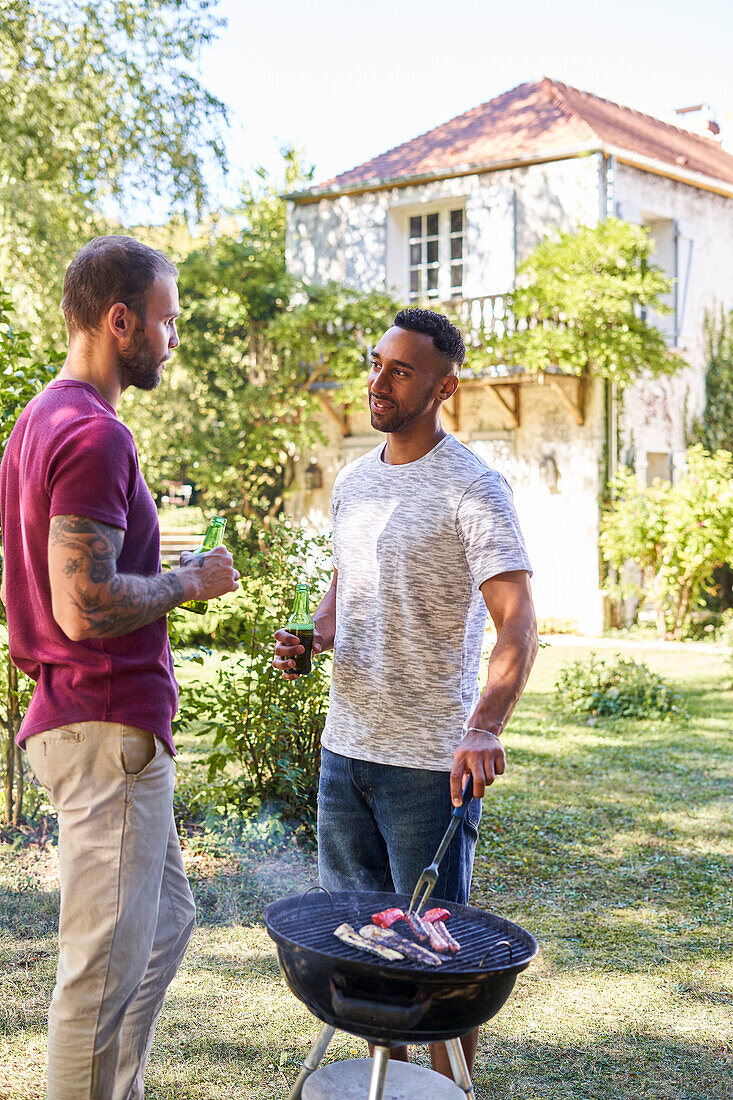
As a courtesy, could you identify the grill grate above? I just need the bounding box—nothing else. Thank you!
[266,890,536,976]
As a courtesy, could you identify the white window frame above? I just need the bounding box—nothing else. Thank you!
[386,199,467,304]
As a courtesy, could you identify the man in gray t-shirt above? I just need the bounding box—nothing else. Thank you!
[274,308,537,1080]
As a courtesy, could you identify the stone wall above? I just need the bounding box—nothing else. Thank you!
[286,155,602,301]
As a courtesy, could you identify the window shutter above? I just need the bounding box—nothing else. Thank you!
[675,220,694,344]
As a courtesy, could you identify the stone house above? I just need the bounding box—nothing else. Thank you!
[284,79,733,634]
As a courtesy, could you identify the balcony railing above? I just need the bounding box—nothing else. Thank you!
[433,293,532,379]
[440,293,514,342]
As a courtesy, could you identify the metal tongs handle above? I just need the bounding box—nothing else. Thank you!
[408,775,474,915]
[432,775,474,869]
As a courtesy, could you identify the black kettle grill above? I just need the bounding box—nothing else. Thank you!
[264,888,538,1098]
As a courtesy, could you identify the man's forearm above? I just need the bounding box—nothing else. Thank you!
[67,570,185,639]
[470,616,538,734]
[49,514,191,640]
[313,581,337,651]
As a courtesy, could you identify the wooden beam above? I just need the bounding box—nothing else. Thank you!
[545,375,586,426]
[316,391,350,436]
[485,383,520,428]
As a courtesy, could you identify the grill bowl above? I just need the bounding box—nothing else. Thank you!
[264,889,538,1044]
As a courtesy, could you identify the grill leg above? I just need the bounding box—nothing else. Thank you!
[367,1045,391,1100]
[287,1024,336,1100]
[446,1038,475,1099]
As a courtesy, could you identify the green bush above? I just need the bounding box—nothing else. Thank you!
[552,654,686,721]
[173,517,332,839]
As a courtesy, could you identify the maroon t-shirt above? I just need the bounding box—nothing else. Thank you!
[0,380,178,752]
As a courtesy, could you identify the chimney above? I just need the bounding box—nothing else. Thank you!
[674,103,722,141]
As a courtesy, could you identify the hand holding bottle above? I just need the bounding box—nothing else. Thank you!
[179,545,239,607]
[179,516,238,613]
[273,576,320,679]
[273,627,325,680]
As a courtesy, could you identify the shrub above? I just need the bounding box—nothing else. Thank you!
[173,517,332,839]
[552,654,686,721]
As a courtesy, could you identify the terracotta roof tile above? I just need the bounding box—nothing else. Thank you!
[309,78,733,194]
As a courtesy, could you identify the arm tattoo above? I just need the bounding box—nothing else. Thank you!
[62,556,85,578]
[50,515,184,638]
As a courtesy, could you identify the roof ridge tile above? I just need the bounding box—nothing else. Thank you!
[539,77,599,143]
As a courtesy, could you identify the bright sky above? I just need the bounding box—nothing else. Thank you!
[199,0,733,201]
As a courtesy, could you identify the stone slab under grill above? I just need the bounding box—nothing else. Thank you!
[301,1057,464,1098]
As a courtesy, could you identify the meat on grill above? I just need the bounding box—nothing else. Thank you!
[373,907,457,955]
[399,910,431,943]
[423,907,451,923]
[333,922,403,962]
[430,920,460,953]
[423,908,460,953]
[422,919,451,953]
[358,924,443,966]
[371,907,405,929]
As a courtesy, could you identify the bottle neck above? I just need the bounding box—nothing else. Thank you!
[201,518,226,551]
[289,585,312,627]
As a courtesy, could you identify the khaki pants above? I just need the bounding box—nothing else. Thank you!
[26,722,196,1100]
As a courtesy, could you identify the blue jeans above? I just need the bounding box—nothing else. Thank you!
[317,747,482,905]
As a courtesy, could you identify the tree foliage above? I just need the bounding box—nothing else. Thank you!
[690,307,733,453]
[124,159,398,537]
[0,289,58,448]
[493,218,686,387]
[600,446,733,639]
[0,0,226,342]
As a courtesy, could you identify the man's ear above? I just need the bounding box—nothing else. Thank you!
[437,373,459,402]
[107,302,131,342]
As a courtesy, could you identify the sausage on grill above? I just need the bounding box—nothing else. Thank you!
[423,907,460,953]
[431,920,460,953]
[399,911,431,943]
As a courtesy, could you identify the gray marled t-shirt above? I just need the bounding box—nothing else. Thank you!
[322,434,532,771]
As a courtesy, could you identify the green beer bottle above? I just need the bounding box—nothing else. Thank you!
[287,576,315,676]
[181,515,227,614]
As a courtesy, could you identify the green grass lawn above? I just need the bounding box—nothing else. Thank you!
[0,642,731,1099]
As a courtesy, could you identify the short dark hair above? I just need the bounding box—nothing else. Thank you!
[393,308,466,368]
[61,235,178,336]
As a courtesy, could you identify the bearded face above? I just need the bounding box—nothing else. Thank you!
[117,319,164,392]
[369,384,434,433]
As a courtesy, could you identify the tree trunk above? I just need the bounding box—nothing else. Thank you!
[3,718,13,825]
[3,656,22,825]
[656,603,668,640]
[13,743,23,827]
[673,582,692,642]
[651,573,669,639]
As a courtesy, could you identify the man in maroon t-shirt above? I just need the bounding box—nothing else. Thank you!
[0,236,239,1100]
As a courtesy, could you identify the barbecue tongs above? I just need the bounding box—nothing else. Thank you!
[408,775,474,916]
